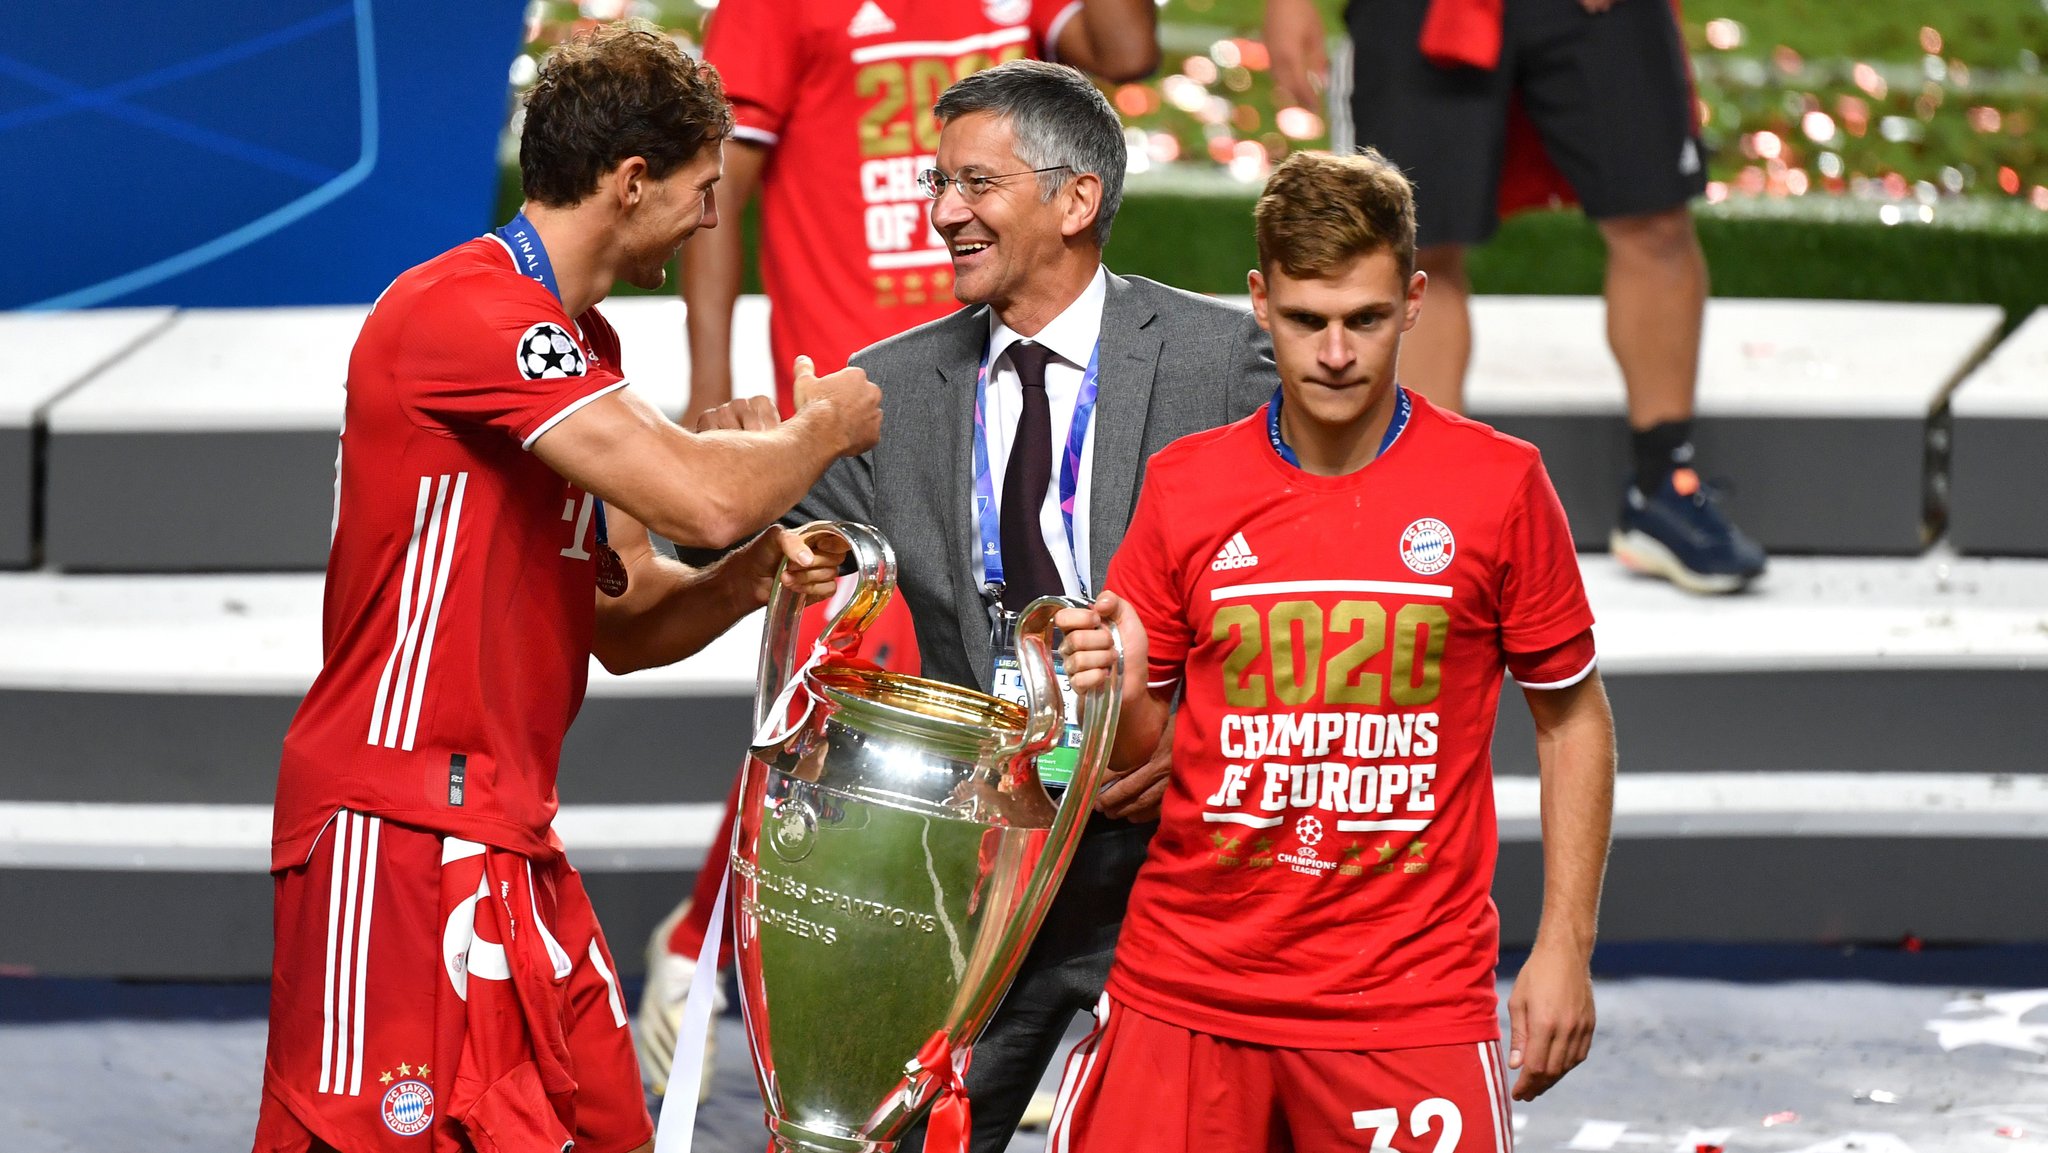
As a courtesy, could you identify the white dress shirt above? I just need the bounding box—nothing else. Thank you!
[978,265,1107,598]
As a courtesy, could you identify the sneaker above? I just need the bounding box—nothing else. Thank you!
[634,899,724,1102]
[1610,467,1766,594]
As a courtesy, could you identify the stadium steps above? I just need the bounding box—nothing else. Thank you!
[1464,297,2005,554]
[0,308,175,567]
[1950,308,2048,556]
[3,553,2046,976]
[2,296,2044,976]
[34,296,746,571]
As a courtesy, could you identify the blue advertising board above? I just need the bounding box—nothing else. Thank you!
[1,1,521,309]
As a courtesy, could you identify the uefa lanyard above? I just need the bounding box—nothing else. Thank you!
[494,214,627,596]
[972,340,1102,600]
[1267,384,1411,468]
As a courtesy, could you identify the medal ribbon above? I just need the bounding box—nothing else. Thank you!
[1267,384,1410,468]
[971,340,1101,599]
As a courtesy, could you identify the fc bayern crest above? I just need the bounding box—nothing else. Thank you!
[516,322,587,380]
[983,0,1030,23]
[382,1079,435,1136]
[1400,518,1455,576]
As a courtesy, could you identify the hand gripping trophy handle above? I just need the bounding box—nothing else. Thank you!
[737,522,1122,1153]
[753,521,898,739]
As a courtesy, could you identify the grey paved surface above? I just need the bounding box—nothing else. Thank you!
[5,978,2047,1152]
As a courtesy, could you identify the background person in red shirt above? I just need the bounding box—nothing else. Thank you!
[1264,0,1767,597]
[251,24,880,1153]
[1047,149,1617,1149]
[639,0,1164,1098]
[679,0,1161,423]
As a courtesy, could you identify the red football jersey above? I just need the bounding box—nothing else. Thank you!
[705,0,1078,412]
[272,236,629,870]
[1103,394,1596,1050]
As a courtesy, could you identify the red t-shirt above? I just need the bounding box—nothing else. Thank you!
[1103,393,1596,1050]
[271,236,629,870]
[705,0,1079,412]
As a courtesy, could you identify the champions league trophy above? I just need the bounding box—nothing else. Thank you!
[732,521,1122,1153]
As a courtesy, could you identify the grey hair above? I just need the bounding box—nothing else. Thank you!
[934,60,1127,247]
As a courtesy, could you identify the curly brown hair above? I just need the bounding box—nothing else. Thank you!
[519,20,734,208]
[1254,149,1417,280]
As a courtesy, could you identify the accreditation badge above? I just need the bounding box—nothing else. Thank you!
[991,647,1084,791]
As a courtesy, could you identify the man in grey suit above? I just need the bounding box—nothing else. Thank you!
[791,60,1275,1152]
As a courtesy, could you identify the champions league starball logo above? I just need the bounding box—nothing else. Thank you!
[1400,518,1455,576]
[516,322,587,380]
[381,1078,434,1136]
[1295,814,1324,847]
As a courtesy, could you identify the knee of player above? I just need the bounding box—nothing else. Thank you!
[1598,207,1699,262]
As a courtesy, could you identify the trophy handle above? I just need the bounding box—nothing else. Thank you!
[754,520,897,735]
[1011,592,1123,831]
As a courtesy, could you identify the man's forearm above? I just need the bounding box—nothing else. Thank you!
[1530,684,1616,955]
[682,222,744,421]
[680,139,767,422]
[662,410,854,547]
[1109,687,1172,772]
[593,551,756,674]
[1066,0,1162,80]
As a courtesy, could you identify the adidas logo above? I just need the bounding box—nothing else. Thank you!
[847,0,896,37]
[1210,532,1259,572]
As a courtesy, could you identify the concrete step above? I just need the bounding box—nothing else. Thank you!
[1464,297,2005,555]
[20,296,2015,571]
[35,298,770,571]
[2,552,2046,973]
[4,552,2043,807]
[0,308,175,567]
[1950,307,2048,556]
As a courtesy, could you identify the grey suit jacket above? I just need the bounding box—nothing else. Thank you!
[792,271,1277,692]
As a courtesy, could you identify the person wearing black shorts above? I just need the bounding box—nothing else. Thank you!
[1265,0,1766,595]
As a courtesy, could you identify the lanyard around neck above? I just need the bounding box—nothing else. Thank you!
[971,339,1102,601]
[1267,384,1411,470]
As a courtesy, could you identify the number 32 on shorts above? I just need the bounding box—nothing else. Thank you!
[1353,1098,1461,1153]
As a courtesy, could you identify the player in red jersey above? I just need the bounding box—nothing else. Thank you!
[681,0,1159,420]
[1047,150,1616,1150]
[252,23,881,1153]
[638,0,1162,1097]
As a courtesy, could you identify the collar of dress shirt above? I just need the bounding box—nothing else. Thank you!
[984,265,1108,375]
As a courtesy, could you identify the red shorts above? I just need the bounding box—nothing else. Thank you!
[254,810,652,1153]
[1048,996,1514,1153]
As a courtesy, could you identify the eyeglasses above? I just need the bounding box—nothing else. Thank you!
[916,165,1073,201]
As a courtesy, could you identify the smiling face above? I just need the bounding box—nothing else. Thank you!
[1250,248,1425,433]
[616,146,722,291]
[930,112,1079,310]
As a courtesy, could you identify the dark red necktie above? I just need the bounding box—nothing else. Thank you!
[998,341,1062,611]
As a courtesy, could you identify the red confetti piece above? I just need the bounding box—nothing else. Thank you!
[1764,1111,1801,1127]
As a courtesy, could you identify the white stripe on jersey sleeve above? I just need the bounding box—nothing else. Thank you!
[1042,0,1085,63]
[1514,652,1598,691]
[522,378,632,451]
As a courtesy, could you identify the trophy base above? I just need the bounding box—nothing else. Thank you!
[767,1115,897,1153]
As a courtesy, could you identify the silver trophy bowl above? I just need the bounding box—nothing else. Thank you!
[730,521,1122,1153]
